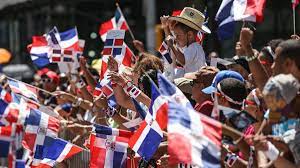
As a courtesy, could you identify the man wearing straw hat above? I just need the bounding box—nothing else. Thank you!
[167,7,211,74]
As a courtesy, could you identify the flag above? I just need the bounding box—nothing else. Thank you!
[215,0,266,40]
[128,84,164,161]
[51,48,74,63]
[293,0,300,8]
[157,73,222,167]
[29,36,51,68]
[23,108,60,151]
[167,100,222,167]
[7,79,38,102]
[158,41,172,64]
[89,133,128,168]
[47,26,60,46]
[0,100,26,126]
[30,136,82,167]
[99,8,128,41]
[102,30,125,56]
[95,31,133,110]
[59,27,79,49]
[93,124,133,138]
[0,86,12,103]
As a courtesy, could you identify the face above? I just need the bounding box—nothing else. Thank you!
[258,52,273,76]
[173,26,188,48]
[42,77,57,92]
[191,80,209,104]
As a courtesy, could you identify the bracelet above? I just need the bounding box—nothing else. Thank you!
[75,80,86,89]
[263,141,279,161]
[72,97,83,107]
[225,153,238,167]
[245,53,258,62]
[124,81,141,98]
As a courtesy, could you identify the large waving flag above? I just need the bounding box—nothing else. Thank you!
[23,108,60,152]
[128,81,167,161]
[30,136,82,167]
[7,79,38,102]
[99,7,128,41]
[157,73,222,167]
[215,0,266,40]
[29,36,51,68]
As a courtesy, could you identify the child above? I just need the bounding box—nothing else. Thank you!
[167,7,210,74]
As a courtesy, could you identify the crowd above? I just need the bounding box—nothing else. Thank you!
[1,5,300,168]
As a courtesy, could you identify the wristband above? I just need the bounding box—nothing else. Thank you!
[124,81,141,98]
[263,141,279,161]
[75,80,86,89]
[224,153,238,167]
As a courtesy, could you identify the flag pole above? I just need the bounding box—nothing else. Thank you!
[116,3,136,41]
[4,75,54,96]
[294,6,296,35]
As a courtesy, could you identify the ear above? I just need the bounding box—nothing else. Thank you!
[187,31,195,41]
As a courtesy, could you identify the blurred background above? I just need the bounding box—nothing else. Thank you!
[0,0,298,79]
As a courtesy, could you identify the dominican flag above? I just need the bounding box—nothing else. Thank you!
[215,0,266,40]
[7,79,38,102]
[93,124,133,138]
[99,7,128,41]
[157,73,222,167]
[51,48,74,63]
[22,108,60,152]
[30,136,82,167]
[89,133,129,168]
[29,36,51,68]
[102,30,125,56]
[128,81,167,161]
[158,41,172,64]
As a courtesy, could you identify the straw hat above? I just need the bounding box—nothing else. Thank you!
[169,7,211,34]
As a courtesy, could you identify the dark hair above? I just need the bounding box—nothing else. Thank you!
[174,22,197,34]
[261,47,274,63]
[268,39,284,53]
[133,53,164,75]
[278,39,300,69]
[138,69,158,98]
[219,78,247,109]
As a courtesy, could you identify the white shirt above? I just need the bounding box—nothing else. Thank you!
[183,42,207,73]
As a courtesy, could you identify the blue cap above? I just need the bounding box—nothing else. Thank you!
[202,70,244,94]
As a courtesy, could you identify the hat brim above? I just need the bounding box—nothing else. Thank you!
[201,86,217,94]
[169,16,211,34]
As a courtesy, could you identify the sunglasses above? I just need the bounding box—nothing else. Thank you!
[42,78,52,83]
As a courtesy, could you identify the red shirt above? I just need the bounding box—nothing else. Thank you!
[194,100,214,117]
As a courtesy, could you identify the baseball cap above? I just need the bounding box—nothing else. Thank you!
[202,70,245,94]
[42,71,59,84]
[263,74,300,105]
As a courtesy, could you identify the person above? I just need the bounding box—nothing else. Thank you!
[167,7,210,74]
[272,39,300,81]
[191,66,219,116]
[253,73,300,167]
